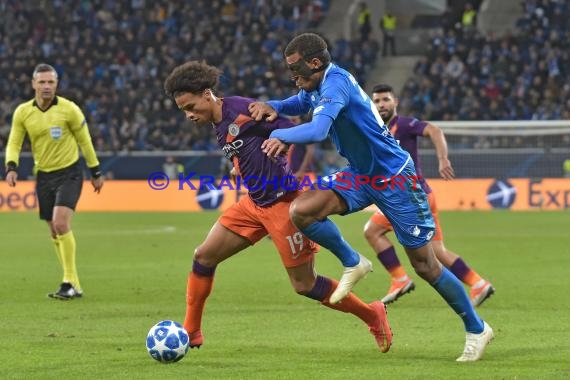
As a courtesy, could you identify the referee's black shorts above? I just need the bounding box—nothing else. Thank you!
[36,161,83,221]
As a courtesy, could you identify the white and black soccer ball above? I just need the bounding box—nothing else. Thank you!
[146,320,189,363]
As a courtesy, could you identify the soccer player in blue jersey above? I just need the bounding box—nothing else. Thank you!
[249,33,493,361]
[163,61,392,353]
[364,84,495,307]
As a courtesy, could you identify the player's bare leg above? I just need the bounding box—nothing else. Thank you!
[289,189,372,304]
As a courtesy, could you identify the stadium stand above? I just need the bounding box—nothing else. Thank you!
[1,0,567,178]
[398,0,569,138]
[0,0,337,153]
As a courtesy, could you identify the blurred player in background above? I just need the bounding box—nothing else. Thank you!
[364,84,495,307]
[163,61,392,353]
[249,33,493,361]
[4,63,104,300]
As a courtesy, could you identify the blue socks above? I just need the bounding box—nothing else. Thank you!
[431,267,484,333]
[301,219,360,267]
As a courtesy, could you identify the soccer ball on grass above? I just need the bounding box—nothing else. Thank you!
[146,320,189,363]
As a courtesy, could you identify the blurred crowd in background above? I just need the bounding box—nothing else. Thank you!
[401,0,569,121]
[0,0,568,155]
[400,0,569,150]
[0,0,337,153]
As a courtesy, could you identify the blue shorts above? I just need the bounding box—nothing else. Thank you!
[323,161,435,248]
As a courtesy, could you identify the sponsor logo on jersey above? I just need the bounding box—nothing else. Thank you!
[222,139,243,160]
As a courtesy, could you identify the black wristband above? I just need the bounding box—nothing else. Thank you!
[90,166,102,179]
[6,161,17,174]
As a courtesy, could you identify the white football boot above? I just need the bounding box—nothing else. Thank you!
[456,321,494,362]
[329,254,372,304]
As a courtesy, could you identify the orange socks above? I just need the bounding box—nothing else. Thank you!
[377,246,408,280]
[321,278,377,325]
[463,270,483,287]
[183,262,216,334]
[449,257,483,286]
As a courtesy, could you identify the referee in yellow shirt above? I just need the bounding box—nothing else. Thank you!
[4,63,104,300]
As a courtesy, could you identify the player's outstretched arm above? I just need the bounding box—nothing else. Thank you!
[249,94,309,121]
[270,113,333,144]
[249,102,278,122]
[424,123,455,180]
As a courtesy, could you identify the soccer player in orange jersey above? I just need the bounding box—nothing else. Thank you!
[163,61,392,353]
[364,84,495,307]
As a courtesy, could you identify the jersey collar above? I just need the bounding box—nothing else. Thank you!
[317,63,334,93]
[388,115,399,128]
[33,96,59,112]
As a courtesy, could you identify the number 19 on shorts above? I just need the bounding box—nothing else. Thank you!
[285,232,304,259]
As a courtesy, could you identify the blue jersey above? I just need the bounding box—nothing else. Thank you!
[270,64,410,177]
[268,64,434,248]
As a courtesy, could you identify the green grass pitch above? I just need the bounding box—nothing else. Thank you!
[0,211,569,379]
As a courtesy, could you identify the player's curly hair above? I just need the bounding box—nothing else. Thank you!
[164,61,222,98]
[284,33,331,66]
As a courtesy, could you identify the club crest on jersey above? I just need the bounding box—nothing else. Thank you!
[228,123,239,137]
[50,126,62,140]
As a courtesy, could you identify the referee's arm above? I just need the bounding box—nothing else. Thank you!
[4,107,26,186]
[74,121,100,173]
[74,122,104,193]
[69,104,103,193]
[69,104,101,177]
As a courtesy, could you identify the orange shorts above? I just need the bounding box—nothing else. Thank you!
[368,191,443,241]
[219,191,319,268]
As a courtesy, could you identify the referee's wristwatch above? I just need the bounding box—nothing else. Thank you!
[6,161,17,174]
[90,166,102,179]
